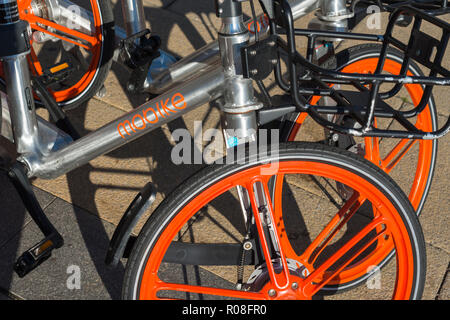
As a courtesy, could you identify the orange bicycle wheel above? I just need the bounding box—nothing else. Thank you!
[2,0,115,110]
[276,43,436,292]
[122,143,425,300]
[285,44,437,214]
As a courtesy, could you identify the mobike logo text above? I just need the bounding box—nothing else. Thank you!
[117,92,186,139]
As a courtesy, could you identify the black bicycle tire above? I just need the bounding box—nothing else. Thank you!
[280,43,438,216]
[122,142,426,300]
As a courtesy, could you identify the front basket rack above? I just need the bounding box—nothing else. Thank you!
[268,1,450,139]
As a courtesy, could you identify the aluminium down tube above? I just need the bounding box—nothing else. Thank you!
[144,0,319,94]
[22,64,225,179]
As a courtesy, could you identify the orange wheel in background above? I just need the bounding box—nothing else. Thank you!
[122,143,425,300]
[275,43,437,293]
[1,0,115,110]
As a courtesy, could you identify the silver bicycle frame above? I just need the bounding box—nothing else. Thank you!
[2,0,347,180]
[144,0,321,94]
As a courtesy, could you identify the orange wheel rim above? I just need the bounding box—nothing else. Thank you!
[6,0,104,104]
[137,161,417,300]
[289,58,434,210]
[283,56,433,286]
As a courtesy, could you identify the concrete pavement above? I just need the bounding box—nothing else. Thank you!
[0,0,448,299]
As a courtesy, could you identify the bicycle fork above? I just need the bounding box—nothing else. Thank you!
[0,0,63,277]
[215,0,286,289]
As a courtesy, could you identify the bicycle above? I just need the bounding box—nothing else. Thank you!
[0,0,449,300]
[13,0,446,221]
[8,0,447,218]
[279,0,450,217]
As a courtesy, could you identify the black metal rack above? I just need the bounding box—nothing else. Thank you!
[371,0,449,16]
[270,0,450,139]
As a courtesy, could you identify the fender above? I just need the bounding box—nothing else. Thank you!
[105,182,156,266]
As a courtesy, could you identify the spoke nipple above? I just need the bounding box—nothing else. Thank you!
[291,282,298,290]
[268,289,276,297]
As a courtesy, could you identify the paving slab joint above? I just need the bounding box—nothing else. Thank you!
[435,262,450,300]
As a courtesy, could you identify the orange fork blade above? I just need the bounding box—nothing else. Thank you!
[28,15,97,49]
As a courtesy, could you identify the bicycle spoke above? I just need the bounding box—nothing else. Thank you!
[365,137,380,163]
[27,15,97,50]
[154,280,264,300]
[28,47,43,75]
[273,173,300,260]
[381,139,417,173]
[299,192,365,266]
[246,178,291,291]
[365,119,381,164]
[302,218,387,297]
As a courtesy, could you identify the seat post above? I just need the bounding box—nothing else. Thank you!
[121,0,147,38]
[215,0,263,146]
[216,0,249,77]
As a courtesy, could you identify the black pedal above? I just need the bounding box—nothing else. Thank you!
[14,236,59,278]
[6,163,64,277]
[40,60,74,86]
[119,29,161,93]
[241,35,278,81]
[119,29,161,69]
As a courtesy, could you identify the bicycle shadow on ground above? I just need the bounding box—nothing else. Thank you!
[62,0,267,296]
[0,1,311,299]
[0,1,374,299]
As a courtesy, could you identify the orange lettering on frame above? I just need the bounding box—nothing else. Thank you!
[172,93,186,110]
[118,92,187,139]
[132,114,146,130]
[117,120,136,139]
[160,98,176,114]
[143,107,159,124]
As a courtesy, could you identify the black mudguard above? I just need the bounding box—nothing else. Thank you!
[105,182,156,266]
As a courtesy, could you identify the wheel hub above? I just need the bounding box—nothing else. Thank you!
[20,0,94,45]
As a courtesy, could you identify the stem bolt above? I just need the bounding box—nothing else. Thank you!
[268,289,276,297]
[291,282,298,290]
[243,241,253,251]
[332,133,339,142]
